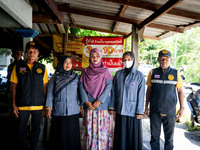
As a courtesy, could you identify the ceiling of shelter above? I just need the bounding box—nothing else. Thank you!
[1,0,200,59]
[29,0,200,40]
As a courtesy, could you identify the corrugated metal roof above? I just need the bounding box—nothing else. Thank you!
[124,7,153,21]
[154,14,194,26]
[56,0,121,15]
[31,0,200,40]
[115,22,132,33]
[74,14,113,29]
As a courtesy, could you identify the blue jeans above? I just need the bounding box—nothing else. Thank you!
[150,113,176,150]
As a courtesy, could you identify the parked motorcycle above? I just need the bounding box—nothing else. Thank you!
[185,83,200,124]
[0,76,7,91]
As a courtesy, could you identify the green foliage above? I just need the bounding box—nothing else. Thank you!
[137,27,200,83]
[72,28,120,37]
[185,121,200,131]
[70,28,80,34]
[0,48,11,56]
[138,39,163,66]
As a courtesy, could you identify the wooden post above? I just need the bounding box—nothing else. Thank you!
[63,23,69,56]
[131,24,139,69]
[125,38,127,52]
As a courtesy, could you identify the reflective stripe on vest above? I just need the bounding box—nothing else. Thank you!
[151,79,177,85]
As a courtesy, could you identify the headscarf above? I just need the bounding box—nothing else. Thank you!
[54,56,77,97]
[122,51,135,76]
[80,48,112,99]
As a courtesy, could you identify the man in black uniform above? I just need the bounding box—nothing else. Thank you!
[10,41,48,150]
[6,48,23,105]
[145,50,184,150]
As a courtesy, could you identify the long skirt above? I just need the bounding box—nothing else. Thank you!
[49,114,81,150]
[113,114,143,150]
[82,110,114,150]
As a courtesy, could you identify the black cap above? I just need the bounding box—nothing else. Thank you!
[158,50,171,58]
[25,41,39,51]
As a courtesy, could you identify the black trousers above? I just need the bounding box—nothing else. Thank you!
[16,110,42,150]
[113,114,143,150]
[150,113,176,150]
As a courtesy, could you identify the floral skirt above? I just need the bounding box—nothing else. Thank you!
[81,110,114,150]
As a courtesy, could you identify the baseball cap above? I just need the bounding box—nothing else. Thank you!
[25,41,39,51]
[158,50,171,58]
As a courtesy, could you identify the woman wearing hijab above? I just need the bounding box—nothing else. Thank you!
[111,51,145,150]
[79,48,114,150]
[45,56,81,150]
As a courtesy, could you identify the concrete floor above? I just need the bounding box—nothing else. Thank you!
[0,109,200,150]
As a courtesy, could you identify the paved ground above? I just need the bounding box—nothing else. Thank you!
[0,87,200,150]
[143,119,200,150]
[1,110,199,150]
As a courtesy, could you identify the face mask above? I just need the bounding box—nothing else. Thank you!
[123,60,133,68]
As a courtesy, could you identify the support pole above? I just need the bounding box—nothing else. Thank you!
[131,24,139,69]
[125,38,127,52]
[63,23,69,56]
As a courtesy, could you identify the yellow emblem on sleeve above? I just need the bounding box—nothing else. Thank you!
[36,68,42,74]
[168,74,174,80]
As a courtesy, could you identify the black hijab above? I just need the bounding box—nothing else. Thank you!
[123,51,135,76]
[54,56,77,97]
[56,55,73,76]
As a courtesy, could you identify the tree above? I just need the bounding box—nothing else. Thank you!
[137,26,200,83]
[0,48,11,56]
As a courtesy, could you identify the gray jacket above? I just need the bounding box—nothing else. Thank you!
[79,79,112,110]
[46,74,80,116]
[111,68,145,117]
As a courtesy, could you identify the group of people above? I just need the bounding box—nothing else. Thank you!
[9,41,184,150]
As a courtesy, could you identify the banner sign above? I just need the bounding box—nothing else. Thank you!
[53,35,124,72]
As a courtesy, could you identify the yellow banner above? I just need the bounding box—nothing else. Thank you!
[53,35,124,71]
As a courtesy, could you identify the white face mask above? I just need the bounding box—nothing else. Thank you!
[123,60,133,68]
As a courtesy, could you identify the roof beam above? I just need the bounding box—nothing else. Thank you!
[70,24,159,40]
[36,29,160,41]
[56,24,62,34]
[103,0,200,21]
[69,13,76,24]
[67,4,76,24]
[113,5,128,32]
[158,20,200,38]
[125,23,184,39]
[138,0,183,29]
[58,5,183,33]
[147,23,184,33]
[58,4,139,24]
[35,37,53,52]
[144,36,161,41]
[69,24,128,36]
[33,12,60,24]
[43,0,63,23]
